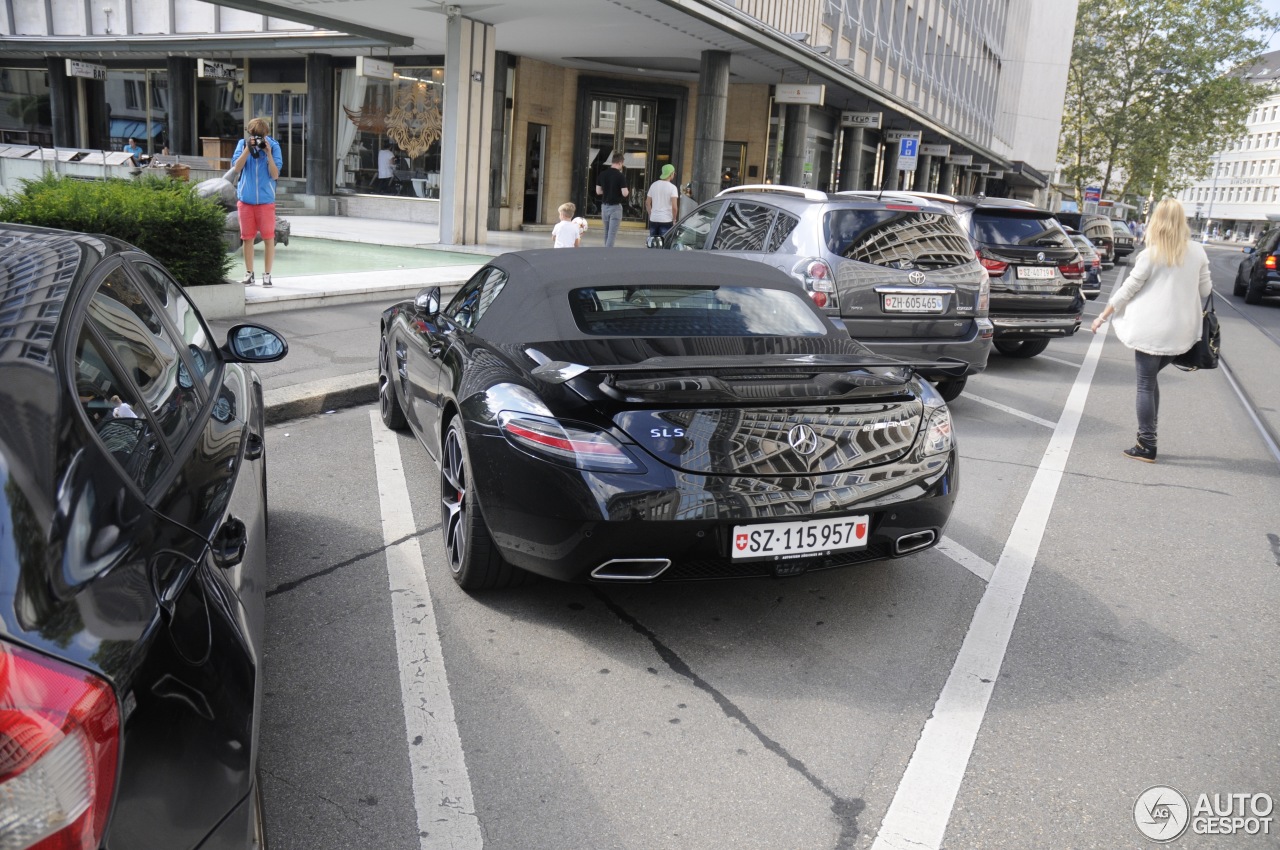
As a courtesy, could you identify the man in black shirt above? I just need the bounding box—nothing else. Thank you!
[595,151,629,247]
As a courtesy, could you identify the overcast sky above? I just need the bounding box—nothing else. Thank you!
[1265,0,1280,50]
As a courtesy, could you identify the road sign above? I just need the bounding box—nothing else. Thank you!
[1085,185,1101,202]
[898,137,919,172]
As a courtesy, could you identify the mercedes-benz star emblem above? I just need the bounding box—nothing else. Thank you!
[1036,251,1046,262]
[787,423,819,456]
[908,271,926,285]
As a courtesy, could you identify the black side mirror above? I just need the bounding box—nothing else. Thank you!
[1243,246,1255,255]
[222,324,288,363]
[415,286,441,316]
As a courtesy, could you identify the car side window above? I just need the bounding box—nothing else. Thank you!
[443,268,507,331]
[766,213,799,252]
[711,202,775,251]
[86,266,203,450]
[131,260,220,391]
[75,324,168,490]
[668,202,723,250]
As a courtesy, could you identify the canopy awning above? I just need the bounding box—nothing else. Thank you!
[110,119,164,141]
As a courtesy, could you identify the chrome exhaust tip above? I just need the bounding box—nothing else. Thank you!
[894,530,937,556]
[590,558,672,582]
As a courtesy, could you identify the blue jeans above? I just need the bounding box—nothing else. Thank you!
[648,220,673,240]
[1135,350,1176,445]
[601,204,622,247]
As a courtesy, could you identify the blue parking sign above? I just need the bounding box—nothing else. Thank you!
[899,137,918,158]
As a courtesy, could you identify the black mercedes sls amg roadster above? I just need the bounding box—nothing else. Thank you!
[378,249,960,589]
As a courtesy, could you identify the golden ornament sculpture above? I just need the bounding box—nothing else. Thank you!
[385,82,443,159]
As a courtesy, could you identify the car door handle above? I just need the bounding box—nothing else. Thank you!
[428,341,445,359]
[244,432,264,461]
[211,516,247,569]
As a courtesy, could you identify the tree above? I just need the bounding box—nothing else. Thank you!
[1059,0,1279,206]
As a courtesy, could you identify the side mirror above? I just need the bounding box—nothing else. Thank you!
[415,286,441,316]
[222,324,288,363]
[1243,246,1255,255]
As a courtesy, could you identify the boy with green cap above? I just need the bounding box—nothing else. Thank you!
[645,163,680,245]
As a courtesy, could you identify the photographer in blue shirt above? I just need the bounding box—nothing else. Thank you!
[227,117,283,286]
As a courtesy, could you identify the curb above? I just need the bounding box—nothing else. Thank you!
[264,371,379,425]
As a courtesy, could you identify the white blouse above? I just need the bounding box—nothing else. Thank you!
[1107,242,1213,356]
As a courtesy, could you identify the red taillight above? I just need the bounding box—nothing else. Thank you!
[498,413,644,473]
[1059,261,1084,280]
[0,641,119,850]
[1266,255,1277,271]
[976,250,1007,277]
[792,259,837,309]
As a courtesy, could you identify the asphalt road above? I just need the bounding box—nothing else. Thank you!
[255,257,1280,850]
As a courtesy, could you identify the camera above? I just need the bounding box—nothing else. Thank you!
[249,135,265,157]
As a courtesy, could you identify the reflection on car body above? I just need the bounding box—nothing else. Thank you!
[0,223,287,850]
[377,249,960,591]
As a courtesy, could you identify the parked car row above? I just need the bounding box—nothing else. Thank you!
[661,186,1095,368]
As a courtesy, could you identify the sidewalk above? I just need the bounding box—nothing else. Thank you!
[219,214,653,421]
[242,215,649,314]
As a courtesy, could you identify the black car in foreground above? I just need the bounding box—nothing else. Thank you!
[0,224,286,849]
[378,249,959,589]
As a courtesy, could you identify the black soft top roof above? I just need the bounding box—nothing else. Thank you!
[473,248,832,343]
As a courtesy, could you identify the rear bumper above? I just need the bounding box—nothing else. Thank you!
[843,318,993,377]
[469,430,958,583]
[990,314,1082,339]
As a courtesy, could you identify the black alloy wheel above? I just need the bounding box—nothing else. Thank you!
[440,419,525,590]
[378,331,407,430]
[934,376,967,402]
[993,339,1051,358]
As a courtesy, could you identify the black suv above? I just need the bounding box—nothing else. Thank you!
[1054,211,1115,266]
[939,196,1085,359]
[1236,225,1280,304]
[662,185,991,400]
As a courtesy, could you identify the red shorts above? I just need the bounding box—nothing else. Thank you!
[237,202,276,240]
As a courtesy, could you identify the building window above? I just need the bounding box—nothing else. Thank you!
[107,69,170,155]
[336,66,444,196]
[0,68,53,147]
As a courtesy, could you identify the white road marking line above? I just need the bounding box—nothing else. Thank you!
[961,393,1056,429]
[871,324,1110,850]
[370,412,483,850]
[935,536,995,582]
[1036,354,1080,369]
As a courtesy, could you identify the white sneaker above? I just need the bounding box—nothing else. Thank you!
[242,271,255,286]
[262,273,273,287]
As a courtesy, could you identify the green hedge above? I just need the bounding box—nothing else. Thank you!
[0,173,232,287]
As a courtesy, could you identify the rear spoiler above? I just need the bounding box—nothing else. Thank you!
[527,350,967,384]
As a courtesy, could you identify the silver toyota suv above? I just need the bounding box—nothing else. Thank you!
[662,185,992,401]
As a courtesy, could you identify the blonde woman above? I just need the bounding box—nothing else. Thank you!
[1090,198,1212,462]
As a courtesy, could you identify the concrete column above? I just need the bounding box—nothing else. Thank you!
[881,139,899,191]
[306,52,334,197]
[779,104,809,187]
[915,154,932,192]
[693,50,729,205]
[47,57,75,148]
[939,162,955,195]
[166,57,196,155]
[976,174,988,196]
[441,13,496,245]
[837,126,864,190]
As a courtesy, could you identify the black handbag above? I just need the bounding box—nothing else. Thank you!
[1172,292,1220,371]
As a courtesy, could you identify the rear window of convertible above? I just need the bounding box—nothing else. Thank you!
[569,286,828,337]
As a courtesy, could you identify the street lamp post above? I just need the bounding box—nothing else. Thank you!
[1202,154,1221,242]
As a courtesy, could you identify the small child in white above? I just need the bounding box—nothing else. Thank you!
[552,202,580,248]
